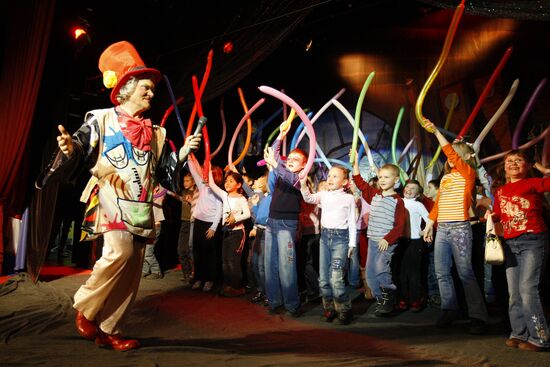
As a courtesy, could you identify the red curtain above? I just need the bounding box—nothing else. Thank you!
[0,0,56,273]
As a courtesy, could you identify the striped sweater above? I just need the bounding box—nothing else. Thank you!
[352,174,406,245]
[429,144,475,223]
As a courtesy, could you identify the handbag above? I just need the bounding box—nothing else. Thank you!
[485,214,504,265]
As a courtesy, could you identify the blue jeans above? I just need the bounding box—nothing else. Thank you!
[505,232,549,347]
[366,238,396,298]
[252,228,266,293]
[434,221,487,321]
[319,228,350,306]
[264,218,300,312]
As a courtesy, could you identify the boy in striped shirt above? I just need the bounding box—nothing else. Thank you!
[352,158,405,316]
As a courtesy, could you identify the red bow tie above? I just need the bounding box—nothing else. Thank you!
[116,106,152,151]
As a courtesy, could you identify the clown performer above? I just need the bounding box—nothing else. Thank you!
[36,41,202,351]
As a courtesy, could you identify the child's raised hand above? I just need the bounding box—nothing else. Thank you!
[350,148,360,175]
[263,147,277,168]
[422,118,437,134]
[377,239,389,251]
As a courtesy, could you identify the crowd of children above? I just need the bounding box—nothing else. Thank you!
[142,118,549,352]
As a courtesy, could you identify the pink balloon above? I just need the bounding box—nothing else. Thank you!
[227,98,265,170]
[480,125,550,164]
[258,86,317,179]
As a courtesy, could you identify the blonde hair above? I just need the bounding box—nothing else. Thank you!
[379,163,400,177]
[444,142,477,173]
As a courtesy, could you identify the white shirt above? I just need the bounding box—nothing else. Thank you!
[403,198,430,239]
[301,188,357,248]
[188,158,222,231]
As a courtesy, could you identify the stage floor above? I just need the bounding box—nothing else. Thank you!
[1,268,549,367]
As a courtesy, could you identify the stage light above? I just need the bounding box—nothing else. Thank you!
[73,27,87,40]
[223,41,234,54]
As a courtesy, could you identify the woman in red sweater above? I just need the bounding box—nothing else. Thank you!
[492,150,550,352]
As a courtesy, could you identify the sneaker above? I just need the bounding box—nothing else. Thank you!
[469,318,487,335]
[435,310,457,328]
[428,295,441,308]
[505,338,524,348]
[146,273,162,280]
[251,291,265,304]
[202,281,214,292]
[375,288,396,316]
[518,341,549,352]
[320,309,337,323]
[335,311,353,325]
[191,280,203,290]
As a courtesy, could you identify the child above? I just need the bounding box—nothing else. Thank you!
[263,124,307,317]
[352,156,405,316]
[491,150,550,351]
[167,172,197,282]
[188,156,223,292]
[300,166,357,324]
[209,170,251,296]
[399,179,430,311]
[422,119,488,334]
[142,184,167,279]
[249,170,275,304]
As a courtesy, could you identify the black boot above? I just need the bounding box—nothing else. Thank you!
[375,288,396,316]
[335,310,353,325]
[334,299,353,325]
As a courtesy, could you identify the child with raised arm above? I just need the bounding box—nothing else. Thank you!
[262,123,308,317]
[422,119,488,334]
[208,170,251,296]
[352,154,405,316]
[300,166,357,324]
[490,150,550,351]
[188,156,223,292]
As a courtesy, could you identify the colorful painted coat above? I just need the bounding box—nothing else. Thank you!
[37,108,174,241]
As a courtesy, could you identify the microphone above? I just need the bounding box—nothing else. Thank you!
[193,116,207,136]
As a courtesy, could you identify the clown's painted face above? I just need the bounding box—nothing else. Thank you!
[127,79,155,114]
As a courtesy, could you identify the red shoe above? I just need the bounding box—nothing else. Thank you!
[410,300,424,312]
[75,311,98,340]
[518,341,548,352]
[95,331,140,351]
[397,300,408,311]
[505,338,523,348]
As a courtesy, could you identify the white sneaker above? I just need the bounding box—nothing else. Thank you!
[202,281,214,292]
[191,280,202,290]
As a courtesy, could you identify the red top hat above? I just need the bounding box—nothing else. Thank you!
[98,41,161,105]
